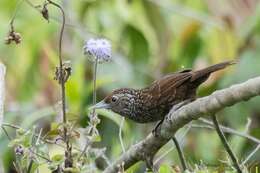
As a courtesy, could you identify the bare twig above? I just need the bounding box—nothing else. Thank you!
[46,0,66,124]
[242,144,260,165]
[27,127,37,173]
[197,119,260,144]
[211,114,242,173]
[191,124,260,144]
[27,159,33,173]
[9,0,25,27]
[29,148,51,163]
[172,136,187,171]
[1,122,83,152]
[154,124,191,165]
[1,126,12,141]
[13,161,22,173]
[104,76,260,173]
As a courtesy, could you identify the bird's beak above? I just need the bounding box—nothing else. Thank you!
[90,100,111,110]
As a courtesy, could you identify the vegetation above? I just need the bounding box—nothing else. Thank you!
[0,0,260,172]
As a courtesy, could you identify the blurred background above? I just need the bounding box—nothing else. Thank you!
[0,0,260,172]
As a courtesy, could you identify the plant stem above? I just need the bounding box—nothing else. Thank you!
[119,117,125,153]
[46,0,66,124]
[154,124,191,164]
[172,136,187,171]
[92,58,98,114]
[211,114,242,173]
[77,58,99,160]
[1,126,12,140]
[10,0,25,28]
[46,0,72,168]
[196,118,260,144]
[242,144,260,165]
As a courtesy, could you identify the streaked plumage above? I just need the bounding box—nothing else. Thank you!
[94,61,235,123]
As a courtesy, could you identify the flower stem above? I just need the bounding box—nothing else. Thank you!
[77,58,98,160]
[93,58,98,112]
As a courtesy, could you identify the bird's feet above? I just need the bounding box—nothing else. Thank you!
[152,120,163,137]
[152,99,194,137]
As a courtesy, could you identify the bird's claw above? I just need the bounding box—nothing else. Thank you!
[152,120,163,137]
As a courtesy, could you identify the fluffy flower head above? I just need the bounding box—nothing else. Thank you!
[83,38,112,63]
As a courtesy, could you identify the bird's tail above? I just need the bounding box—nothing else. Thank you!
[190,60,236,83]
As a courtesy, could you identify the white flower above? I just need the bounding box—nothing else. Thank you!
[83,38,112,63]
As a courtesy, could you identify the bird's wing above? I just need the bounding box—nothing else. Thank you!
[147,70,192,100]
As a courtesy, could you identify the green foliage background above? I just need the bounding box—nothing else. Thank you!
[0,0,260,172]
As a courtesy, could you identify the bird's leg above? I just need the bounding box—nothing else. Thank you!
[152,99,194,137]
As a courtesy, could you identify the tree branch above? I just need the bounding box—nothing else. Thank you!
[103,76,260,173]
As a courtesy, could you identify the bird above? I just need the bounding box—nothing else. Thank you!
[92,61,235,124]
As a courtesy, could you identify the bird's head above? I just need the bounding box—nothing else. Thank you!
[91,88,136,117]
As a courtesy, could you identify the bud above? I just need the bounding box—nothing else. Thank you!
[14,145,24,156]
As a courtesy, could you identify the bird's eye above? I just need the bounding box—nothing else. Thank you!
[111,96,118,102]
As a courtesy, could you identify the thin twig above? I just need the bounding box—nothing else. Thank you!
[119,117,126,153]
[242,144,260,165]
[29,148,51,162]
[9,0,25,28]
[78,140,90,160]
[1,122,84,153]
[78,58,99,160]
[27,127,36,173]
[2,122,21,129]
[27,161,33,173]
[13,161,22,173]
[46,0,66,124]
[36,128,42,145]
[211,114,242,173]
[172,136,187,171]
[1,126,12,141]
[154,124,191,164]
[198,118,260,144]
[102,154,112,167]
[191,122,260,165]
[191,124,260,145]
[46,0,72,168]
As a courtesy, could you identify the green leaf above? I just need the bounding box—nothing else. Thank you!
[159,164,174,173]
[51,154,64,164]
[92,134,102,142]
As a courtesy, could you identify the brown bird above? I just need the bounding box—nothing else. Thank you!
[93,61,235,123]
